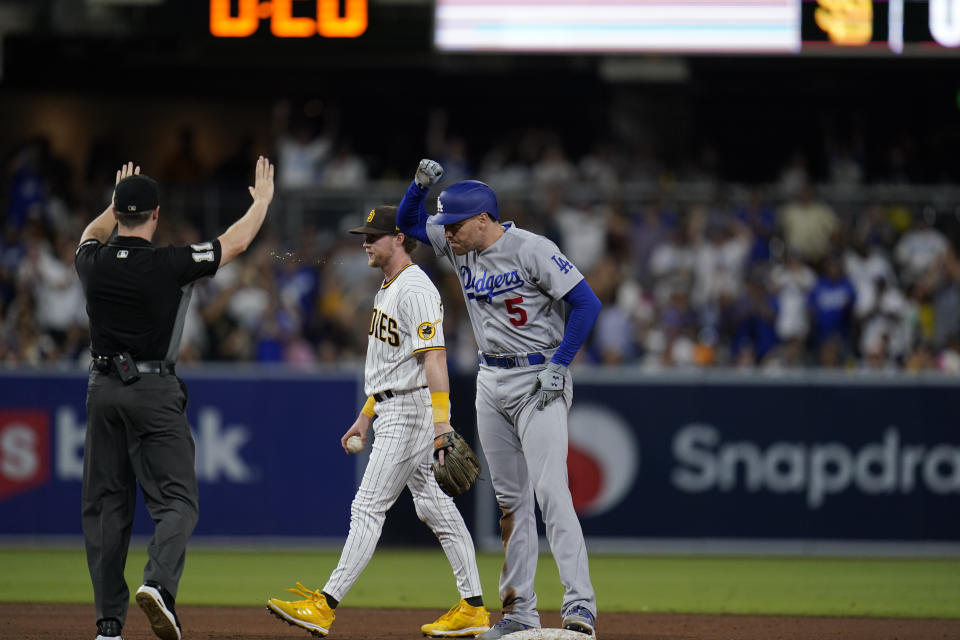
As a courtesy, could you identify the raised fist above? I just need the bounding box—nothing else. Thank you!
[415,158,444,189]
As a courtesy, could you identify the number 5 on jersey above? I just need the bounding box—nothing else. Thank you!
[505,296,527,327]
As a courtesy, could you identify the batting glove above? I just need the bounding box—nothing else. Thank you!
[415,158,444,189]
[533,361,567,410]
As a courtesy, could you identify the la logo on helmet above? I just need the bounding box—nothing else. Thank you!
[436,198,443,213]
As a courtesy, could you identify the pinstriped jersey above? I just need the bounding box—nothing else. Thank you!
[364,263,445,396]
[425,222,583,355]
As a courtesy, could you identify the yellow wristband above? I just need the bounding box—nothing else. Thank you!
[431,391,450,423]
[361,395,377,418]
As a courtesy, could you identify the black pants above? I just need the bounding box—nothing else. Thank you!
[82,370,198,625]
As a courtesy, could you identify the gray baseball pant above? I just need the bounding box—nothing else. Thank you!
[82,371,198,625]
[475,365,596,628]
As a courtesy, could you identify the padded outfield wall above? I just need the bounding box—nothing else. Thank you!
[0,367,957,554]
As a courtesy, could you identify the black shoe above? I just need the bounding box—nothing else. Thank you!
[136,582,182,640]
[95,617,123,640]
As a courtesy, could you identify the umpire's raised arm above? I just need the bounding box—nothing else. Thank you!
[217,155,275,267]
[79,161,141,244]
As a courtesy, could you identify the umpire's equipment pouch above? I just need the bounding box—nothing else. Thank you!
[112,352,141,385]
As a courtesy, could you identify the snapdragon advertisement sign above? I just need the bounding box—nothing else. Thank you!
[0,370,360,537]
[567,377,960,540]
[2,370,958,542]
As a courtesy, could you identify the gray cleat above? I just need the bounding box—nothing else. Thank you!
[562,605,596,635]
[477,617,535,638]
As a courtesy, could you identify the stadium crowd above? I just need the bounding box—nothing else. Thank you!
[2,112,959,375]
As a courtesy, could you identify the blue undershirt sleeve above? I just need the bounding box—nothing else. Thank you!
[552,279,602,366]
[397,181,430,244]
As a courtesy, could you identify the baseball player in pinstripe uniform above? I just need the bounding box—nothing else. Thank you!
[397,161,602,638]
[267,206,489,638]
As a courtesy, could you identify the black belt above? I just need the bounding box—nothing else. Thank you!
[94,357,176,376]
[373,385,427,402]
[479,352,546,368]
[136,361,176,376]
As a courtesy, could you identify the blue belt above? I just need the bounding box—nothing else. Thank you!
[479,352,546,368]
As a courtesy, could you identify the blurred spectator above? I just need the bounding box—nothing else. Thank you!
[894,207,948,287]
[931,248,960,348]
[769,251,817,366]
[629,198,674,288]
[586,257,636,364]
[808,256,857,366]
[858,277,911,365]
[690,211,751,322]
[320,141,367,189]
[554,192,609,274]
[736,188,777,265]
[854,203,898,250]
[14,228,86,359]
[226,250,275,335]
[193,259,244,360]
[533,140,576,187]
[649,216,695,305]
[0,224,27,309]
[273,100,332,190]
[479,141,531,191]
[844,229,897,319]
[778,183,839,264]
[730,278,779,366]
[578,141,621,193]
[658,288,698,368]
[5,139,52,231]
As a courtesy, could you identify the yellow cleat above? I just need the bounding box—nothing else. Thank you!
[421,599,491,637]
[266,582,336,638]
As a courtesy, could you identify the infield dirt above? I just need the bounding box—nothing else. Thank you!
[3,603,960,640]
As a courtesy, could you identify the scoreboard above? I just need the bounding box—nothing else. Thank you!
[432,0,960,55]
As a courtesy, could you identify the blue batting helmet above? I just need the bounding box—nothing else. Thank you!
[429,180,499,225]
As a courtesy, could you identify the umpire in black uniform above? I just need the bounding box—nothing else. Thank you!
[75,157,275,640]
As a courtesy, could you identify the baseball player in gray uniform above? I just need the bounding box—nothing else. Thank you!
[267,206,489,638]
[397,161,602,638]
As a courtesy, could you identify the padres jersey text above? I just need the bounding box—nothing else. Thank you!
[364,263,445,396]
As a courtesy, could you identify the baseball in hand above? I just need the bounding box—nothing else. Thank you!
[346,435,364,454]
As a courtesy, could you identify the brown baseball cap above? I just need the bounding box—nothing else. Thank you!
[348,205,399,235]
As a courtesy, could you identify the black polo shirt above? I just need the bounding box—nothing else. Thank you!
[75,235,222,361]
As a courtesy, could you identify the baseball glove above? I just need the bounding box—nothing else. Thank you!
[432,431,482,497]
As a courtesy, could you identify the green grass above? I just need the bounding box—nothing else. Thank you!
[1,547,959,619]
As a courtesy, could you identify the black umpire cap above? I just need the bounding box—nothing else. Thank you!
[348,206,399,235]
[114,175,160,214]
